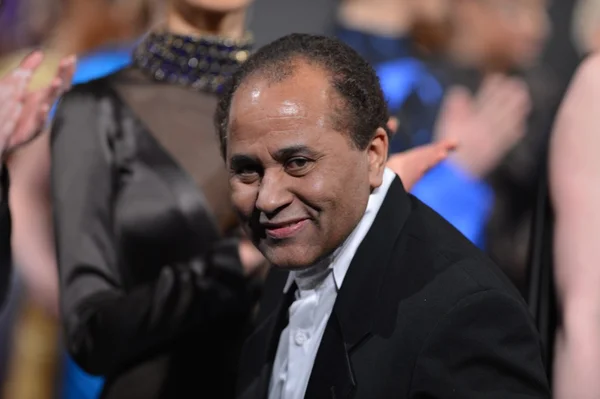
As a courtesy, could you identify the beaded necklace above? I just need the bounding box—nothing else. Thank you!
[132,30,253,94]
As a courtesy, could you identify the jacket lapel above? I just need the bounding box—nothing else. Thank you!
[237,270,293,399]
[304,312,356,399]
[304,177,412,398]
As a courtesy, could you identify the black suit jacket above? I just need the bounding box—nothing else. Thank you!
[237,177,550,399]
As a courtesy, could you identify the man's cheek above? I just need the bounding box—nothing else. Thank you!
[231,185,256,218]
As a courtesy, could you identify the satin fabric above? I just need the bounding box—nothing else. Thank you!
[51,68,257,399]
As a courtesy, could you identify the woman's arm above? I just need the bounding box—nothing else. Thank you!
[550,54,600,399]
[52,87,255,376]
[7,132,59,315]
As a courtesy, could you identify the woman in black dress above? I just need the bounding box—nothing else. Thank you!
[50,1,265,398]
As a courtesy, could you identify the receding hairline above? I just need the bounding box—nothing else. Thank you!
[234,55,339,92]
[226,58,362,150]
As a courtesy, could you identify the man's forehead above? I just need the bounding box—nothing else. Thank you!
[230,69,335,122]
[235,63,332,103]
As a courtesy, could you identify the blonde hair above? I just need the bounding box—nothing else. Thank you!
[572,0,600,54]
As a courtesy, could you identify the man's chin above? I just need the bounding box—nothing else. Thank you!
[261,242,338,271]
[261,248,319,271]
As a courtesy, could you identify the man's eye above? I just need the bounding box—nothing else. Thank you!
[286,158,309,170]
[233,166,261,182]
[238,168,258,176]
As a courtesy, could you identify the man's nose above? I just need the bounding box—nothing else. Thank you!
[255,170,293,216]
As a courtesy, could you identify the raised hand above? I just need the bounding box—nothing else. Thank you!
[387,139,457,190]
[434,75,531,177]
[0,52,43,152]
[0,51,76,157]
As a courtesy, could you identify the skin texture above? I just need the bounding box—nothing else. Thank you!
[0,51,74,156]
[550,54,600,399]
[3,51,75,315]
[443,0,549,71]
[167,0,250,39]
[226,61,388,270]
[434,75,530,178]
[170,0,251,12]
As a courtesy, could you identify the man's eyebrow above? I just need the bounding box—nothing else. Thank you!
[272,145,317,161]
[229,154,259,168]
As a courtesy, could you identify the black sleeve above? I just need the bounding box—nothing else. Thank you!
[0,165,11,309]
[410,289,551,399]
[51,88,254,376]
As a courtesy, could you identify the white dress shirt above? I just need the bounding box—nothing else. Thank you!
[268,168,396,399]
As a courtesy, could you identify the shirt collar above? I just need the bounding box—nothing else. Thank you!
[283,168,397,293]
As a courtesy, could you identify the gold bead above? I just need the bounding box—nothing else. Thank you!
[235,50,249,63]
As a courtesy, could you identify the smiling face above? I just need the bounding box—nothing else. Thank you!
[225,61,387,269]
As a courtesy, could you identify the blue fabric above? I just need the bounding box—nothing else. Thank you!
[50,46,132,119]
[59,45,132,399]
[376,59,423,113]
[411,161,494,249]
[376,58,444,154]
[63,356,104,399]
[71,48,132,85]
[335,26,413,67]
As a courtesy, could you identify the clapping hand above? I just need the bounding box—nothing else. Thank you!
[385,117,457,190]
[0,51,76,157]
[434,75,531,177]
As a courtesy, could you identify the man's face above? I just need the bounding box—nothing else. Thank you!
[226,62,387,269]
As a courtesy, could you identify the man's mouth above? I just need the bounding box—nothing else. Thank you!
[261,219,309,240]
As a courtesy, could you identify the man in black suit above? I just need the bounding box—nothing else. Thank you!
[216,33,550,398]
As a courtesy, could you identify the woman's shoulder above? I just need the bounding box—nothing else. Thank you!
[61,67,133,106]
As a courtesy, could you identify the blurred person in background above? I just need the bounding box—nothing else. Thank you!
[50,1,268,398]
[0,1,78,398]
[572,0,600,57]
[387,0,557,294]
[334,0,443,125]
[2,1,156,398]
[0,52,75,399]
[549,1,600,396]
[335,0,413,66]
[0,51,72,311]
[0,0,159,396]
[0,56,71,397]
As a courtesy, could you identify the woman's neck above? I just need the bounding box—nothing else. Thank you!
[445,25,510,74]
[165,4,246,39]
[337,0,412,38]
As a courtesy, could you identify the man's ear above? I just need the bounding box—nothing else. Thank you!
[368,127,389,189]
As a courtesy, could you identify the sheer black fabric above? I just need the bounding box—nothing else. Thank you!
[51,67,257,399]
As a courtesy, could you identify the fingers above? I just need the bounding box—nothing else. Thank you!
[45,77,63,105]
[432,138,458,154]
[6,90,47,151]
[408,141,453,171]
[476,75,531,130]
[434,86,472,141]
[56,55,77,94]
[18,50,45,71]
[0,100,22,144]
[387,117,399,134]
[387,140,454,190]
